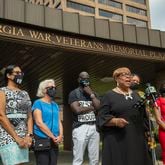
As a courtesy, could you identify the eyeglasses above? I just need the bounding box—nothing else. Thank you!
[12,71,24,75]
[119,72,132,77]
[46,86,56,90]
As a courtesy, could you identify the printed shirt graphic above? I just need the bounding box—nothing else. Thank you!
[78,101,96,122]
[68,88,97,128]
[0,87,31,147]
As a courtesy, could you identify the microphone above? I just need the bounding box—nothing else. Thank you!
[134,83,158,109]
[145,83,157,103]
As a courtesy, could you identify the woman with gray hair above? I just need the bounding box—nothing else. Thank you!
[32,79,63,165]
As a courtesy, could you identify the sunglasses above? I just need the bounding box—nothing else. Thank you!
[12,71,24,75]
[46,86,56,90]
[118,72,132,77]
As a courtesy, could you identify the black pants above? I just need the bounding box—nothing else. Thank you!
[34,145,59,165]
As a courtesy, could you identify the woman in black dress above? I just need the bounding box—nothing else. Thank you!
[97,67,152,165]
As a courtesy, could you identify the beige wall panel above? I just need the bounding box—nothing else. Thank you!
[136,27,149,45]
[95,19,110,39]
[63,12,79,33]
[109,22,123,41]
[4,0,24,22]
[45,8,62,30]
[123,24,137,43]
[149,30,161,47]
[160,32,165,48]
[25,3,44,26]
[0,0,4,18]
[79,15,95,36]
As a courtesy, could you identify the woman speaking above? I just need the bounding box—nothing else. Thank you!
[97,67,152,165]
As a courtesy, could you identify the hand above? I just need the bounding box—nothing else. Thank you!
[51,135,63,144]
[15,136,27,148]
[83,86,93,96]
[24,136,33,148]
[115,118,129,128]
[55,135,63,144]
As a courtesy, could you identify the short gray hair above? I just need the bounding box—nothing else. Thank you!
[37,79,55,97]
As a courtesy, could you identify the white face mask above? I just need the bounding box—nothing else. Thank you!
[79,79,90,87]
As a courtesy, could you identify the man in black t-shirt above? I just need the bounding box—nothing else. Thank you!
[68,71,100,165]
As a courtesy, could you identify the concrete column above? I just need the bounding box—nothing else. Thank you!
[62,73,77,150]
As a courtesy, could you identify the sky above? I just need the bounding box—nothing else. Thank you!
[149,0,165,31]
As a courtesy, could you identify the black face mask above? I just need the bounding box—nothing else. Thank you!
[130,83,140,90]
[46,87,56,99]
[13,74,24,85]
[79,79,90,87]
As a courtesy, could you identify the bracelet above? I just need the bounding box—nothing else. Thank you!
[26,133,33,137]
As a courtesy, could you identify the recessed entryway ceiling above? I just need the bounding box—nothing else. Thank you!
[0,39,164,102]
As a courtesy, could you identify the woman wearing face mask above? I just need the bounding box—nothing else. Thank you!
[32,79,63,165]
[154,82,165,165]
[130,74,140,90]
[0,65,33,165]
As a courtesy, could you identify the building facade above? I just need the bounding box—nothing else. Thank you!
[59,0,151,28]
[24,0,151,28]
[0,0,165,150]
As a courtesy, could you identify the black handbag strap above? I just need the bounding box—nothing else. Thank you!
[50,102,59,132]
[50,102,53,132]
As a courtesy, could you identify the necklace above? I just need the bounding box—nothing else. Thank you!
[116,87,133,100]
[6,86,20,92]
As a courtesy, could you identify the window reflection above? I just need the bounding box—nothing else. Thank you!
[98,0,122,9]
[127,17,147,27]
[126,5,147,16]
[99,9,123,22]
[67,1,95,14]
[129,0,146,4]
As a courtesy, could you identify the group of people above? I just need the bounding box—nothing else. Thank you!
[0,65,63,165]
[0,65,165,165]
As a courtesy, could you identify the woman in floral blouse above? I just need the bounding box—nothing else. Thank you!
[0,65,33,165]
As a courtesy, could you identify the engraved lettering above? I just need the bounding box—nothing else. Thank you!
[16,29,24,36]
[80,40,86,48]
[3,26,12,34]
[74,39,81,47]
[29,30,50,41]
[63,37,70,45]
[86,42,93,49]
[29,30,39,38]
[45,33,51,41]
[0,23,164,61]
[55,35,63,43]
[1,25,24,36]
[0,25,3,33]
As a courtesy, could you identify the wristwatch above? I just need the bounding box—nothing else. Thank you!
[90,93,96,99]
[26,133,33,137]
